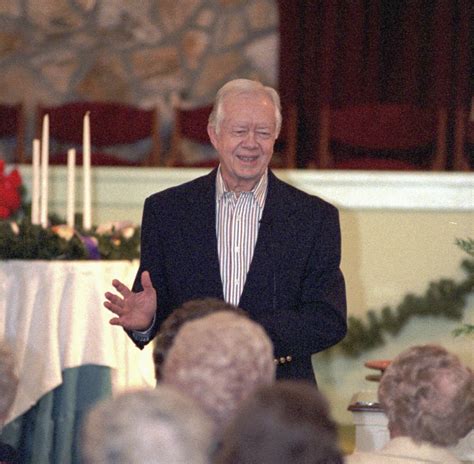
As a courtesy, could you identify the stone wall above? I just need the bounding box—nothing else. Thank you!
[0,0,279,160]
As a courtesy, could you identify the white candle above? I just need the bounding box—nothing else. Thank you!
[31,139,41,225]
[83,112,92,230]
[67,148,76,228]
[40,115,49,228]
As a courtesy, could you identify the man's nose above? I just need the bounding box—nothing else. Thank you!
[242,130,258,147]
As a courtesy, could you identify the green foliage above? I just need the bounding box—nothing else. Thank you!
[94,227,141,260]
[452,324,474,337]
[455,238,474,257]
[0,219,140,261]
[334,238,474,357]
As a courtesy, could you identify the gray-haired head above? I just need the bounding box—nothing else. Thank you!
[162,311,276,429]
[208,79,282,137]
[81,386,215,464]
[154,298,247,382]
[378,344,474,447]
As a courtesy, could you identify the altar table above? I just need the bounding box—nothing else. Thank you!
[0,260,155,424]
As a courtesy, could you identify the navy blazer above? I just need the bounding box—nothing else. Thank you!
[131,169,347,380]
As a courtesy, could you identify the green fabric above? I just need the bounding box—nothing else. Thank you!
[0,365,112,464]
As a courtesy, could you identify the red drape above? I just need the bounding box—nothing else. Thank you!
[278,0,472,167]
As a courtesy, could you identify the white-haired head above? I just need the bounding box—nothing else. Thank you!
[82,386,215,464]
[208,79,282,137]
[162,311,276,429]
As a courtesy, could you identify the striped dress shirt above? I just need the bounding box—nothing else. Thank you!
[134,168,268,340]
[216,168,268,306]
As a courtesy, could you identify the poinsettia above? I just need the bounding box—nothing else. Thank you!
[0,160,22,219]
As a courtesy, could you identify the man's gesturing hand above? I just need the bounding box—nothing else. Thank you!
[104,270,157,331]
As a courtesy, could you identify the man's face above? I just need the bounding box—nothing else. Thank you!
[208,92,277,192]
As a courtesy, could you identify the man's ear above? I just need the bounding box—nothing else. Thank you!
[207,124,219,150]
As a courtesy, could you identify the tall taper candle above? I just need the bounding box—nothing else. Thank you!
[40,115,49,228]
[31,138,41,225]
[83,112,92,230]
[67,148,76,228]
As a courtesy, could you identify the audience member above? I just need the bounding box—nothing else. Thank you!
[347,344,474,464]
[214,380,344,464]
[153,298,246,381]
[0,341,19,464]
[162,311,275,429]
[81,386,215,464]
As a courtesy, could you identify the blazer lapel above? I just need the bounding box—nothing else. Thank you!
[179,170,224,299]
[239,171,298,314]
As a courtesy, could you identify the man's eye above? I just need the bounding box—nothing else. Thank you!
[233,130,246,136]
[257,132,271,138]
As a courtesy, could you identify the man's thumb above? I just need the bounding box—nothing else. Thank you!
[141,270,153,289]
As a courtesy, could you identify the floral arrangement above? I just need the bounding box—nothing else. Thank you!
[0,163,140,261]
[0,160,22,219]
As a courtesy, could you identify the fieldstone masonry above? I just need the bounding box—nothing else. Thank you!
[0,0,278,161]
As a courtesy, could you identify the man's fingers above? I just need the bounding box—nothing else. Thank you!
[112,279,132,298]
[104,300,126,316]
[141,271,153,289]
[104,292,124,306]
[109,317,123,326]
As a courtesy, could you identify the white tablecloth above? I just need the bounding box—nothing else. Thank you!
[0,260,155,424]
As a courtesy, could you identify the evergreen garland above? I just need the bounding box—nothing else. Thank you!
[334,239,474,357]
[0,218,140,261]
[452,238,474,338]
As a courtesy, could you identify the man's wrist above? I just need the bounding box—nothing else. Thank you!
[132,313,157,340]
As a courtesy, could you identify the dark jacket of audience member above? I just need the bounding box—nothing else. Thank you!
[162,311,276,429]
[81,386,215,464]
[0,341,20,464]
[153,298,246,381]
[347,344,474,464]
[214,380,344,464]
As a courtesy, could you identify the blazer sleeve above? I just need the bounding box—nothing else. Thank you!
[127,195,168,348]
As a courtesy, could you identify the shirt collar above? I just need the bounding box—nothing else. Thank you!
[216,166,268,208]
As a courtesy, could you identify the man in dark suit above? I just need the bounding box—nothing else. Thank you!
[104,79,346,381]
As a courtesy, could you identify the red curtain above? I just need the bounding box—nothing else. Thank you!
[278,0,471,167]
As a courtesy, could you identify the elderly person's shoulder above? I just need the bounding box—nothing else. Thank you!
[346,437,463,464]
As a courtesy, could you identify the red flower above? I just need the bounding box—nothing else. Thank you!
[0,160,23,219]
[0,206,10,219]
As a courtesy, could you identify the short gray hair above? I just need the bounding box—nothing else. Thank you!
[162,311,276,429]
[154,298,246,382]
[0,341,18,422]
[81,386,215,464]
[379,344,474,446]
[208,79,282,136]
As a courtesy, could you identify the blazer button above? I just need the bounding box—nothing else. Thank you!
[286,356,292,362]
[279,357,286,364]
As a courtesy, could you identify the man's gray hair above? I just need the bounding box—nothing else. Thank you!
[208,79,282,136]
[162,311,276,429]
[81,386,215,464]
